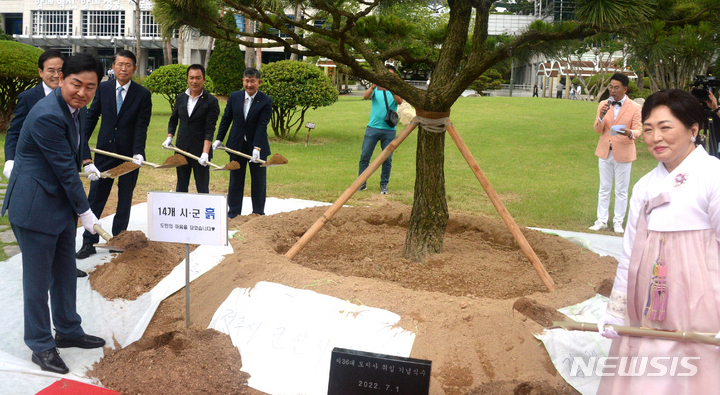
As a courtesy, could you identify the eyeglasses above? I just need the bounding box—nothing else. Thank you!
[608,85,624,92]
[114,63,134,70]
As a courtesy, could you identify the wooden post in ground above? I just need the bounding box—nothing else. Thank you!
[446,124,555,292]
[285,121,419,259]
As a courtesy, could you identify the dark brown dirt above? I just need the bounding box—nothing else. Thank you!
[106,162,141,177]
[107,229,149,251]
[513,297,568,328]
[162,154,188,166]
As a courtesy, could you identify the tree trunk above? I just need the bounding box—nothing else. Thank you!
[204,37,214,70]
[404,126,448,262]
[135,0,141,77]
[290,4,301,61]
[245,18,256,68]
[177,26,184,64]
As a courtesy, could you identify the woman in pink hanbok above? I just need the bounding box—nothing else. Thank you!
[597,89,720,394]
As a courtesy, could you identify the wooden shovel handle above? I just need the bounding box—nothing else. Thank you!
[93,224,112,242]
[79,172,111,178]
[216,144,266,164]
[90,147,160,168]
[165,144,222,169]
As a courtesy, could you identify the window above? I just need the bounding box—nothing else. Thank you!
[140,11,159,37]
[83,11,125,36]
[32,10,73,35]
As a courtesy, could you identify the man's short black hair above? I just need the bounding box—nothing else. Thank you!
[385,64,397,73]
[38,50,65,70]
[610,73,630,88]
[62,53,103,84]
[243,67,262,79]
[187,64,206,78]
[113,50,137,66]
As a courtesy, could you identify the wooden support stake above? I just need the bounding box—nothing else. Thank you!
[285,121,418,259]
[446,124,555,292]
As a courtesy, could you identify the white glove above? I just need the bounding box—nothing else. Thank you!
[212,140,222,150]
[162,136,173,149]
[251,148,260,163]
[3,160,14,179]
[79,208,99,234]
[597,314,624,339]
[132,154,144,165]
[84,163,101,181]
[198,152,209,167]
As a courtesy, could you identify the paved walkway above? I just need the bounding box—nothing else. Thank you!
[0,183,19,257]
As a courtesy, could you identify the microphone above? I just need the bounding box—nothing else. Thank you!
[602,99,614,116]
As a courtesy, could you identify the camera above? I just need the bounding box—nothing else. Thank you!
[691,75,720,102]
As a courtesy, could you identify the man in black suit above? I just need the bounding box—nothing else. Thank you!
[213,67,272,217]
[76,50,152,259]
[4,50,65,180]
[1,53,106,375]
[163,64,219,193]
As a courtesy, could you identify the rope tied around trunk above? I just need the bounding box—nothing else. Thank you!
[412,109,452,133]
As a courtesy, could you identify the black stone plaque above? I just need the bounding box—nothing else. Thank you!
[328,347,431,395]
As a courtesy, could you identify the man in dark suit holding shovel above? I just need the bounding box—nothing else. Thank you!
[163,64,220,194]
[1,53,106,375]
[76,50,152,260]
[213,67,273,218]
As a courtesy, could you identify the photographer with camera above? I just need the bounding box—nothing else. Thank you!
[690,75,720,158]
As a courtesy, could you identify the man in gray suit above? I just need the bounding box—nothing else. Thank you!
[1,53,106,375]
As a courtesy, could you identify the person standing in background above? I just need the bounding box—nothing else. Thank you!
[76,50,152,260]
[213,67,272,217]
[164,64,219,194]
[357,64,403,195]
[589,73,642,234]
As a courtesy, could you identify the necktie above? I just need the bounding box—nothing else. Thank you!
[117,86,124,115]
[72,110,80,149]
[244,96,252,118]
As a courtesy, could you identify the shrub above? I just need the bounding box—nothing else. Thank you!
[260,60,338,140]
[143,63,215,108]
[0,41,43,133]
[469,69,504,94]
[206,13,245,96]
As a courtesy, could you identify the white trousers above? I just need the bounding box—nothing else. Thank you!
[597,150,632,225]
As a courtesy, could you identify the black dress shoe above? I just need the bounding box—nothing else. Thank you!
[32,348,69,374]
[76,269,88,278]
[76,244,96,259]
[55,333,106,349]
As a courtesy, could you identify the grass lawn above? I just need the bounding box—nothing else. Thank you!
[0,93,659,261]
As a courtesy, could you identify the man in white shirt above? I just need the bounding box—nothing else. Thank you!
[163,64,220,194]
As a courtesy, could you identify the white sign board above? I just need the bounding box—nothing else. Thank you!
[147,191,228,246]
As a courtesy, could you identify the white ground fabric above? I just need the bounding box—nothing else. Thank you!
[209,282,416,395]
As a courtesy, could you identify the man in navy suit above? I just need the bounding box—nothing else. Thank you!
[163,64,219,193]
[213,67,272,218]
[76,50,152,259]
[2,51,93,277]
[4,50,65,180]
[1,53,106,375]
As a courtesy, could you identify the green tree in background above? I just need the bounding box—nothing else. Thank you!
[261,60,338,140]
[0,41,42,133]
[143,63,215,108]
[0,28,14,41]
[207,13,245,96]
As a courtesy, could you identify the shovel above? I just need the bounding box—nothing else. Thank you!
[92,224,125,252]
[79,161,140,179]
[215,144,288,167]
[164,143,239,171]
[90,147,163,169]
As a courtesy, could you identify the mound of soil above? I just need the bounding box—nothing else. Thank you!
[89,203,618,394]
[89,240,198,300]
